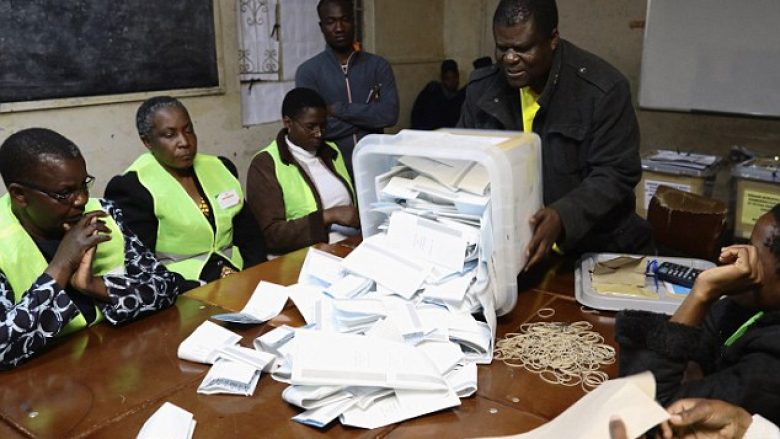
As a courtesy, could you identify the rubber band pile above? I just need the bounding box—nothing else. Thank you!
[494,319,616,392]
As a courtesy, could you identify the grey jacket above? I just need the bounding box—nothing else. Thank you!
[458,39,652,254]
[296,47,399,172]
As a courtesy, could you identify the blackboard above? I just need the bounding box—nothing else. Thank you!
[0,0,221,109]
[639,0,780,118]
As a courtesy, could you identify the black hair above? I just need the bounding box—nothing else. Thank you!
[136,95,187,139]
[282,87,327,119]
[0,128,81,187]
[493,0,558,38]
[317,0,354,19]
[767,204,780,273]
[441,59,459,75]
[472,56,493,70]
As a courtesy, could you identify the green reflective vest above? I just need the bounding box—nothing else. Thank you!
[125,153,244,280]
[0,195,125,336]
[258,140,354,221]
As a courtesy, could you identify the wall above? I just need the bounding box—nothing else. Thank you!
[0,0,280,196]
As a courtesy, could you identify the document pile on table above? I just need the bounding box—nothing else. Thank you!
[175,156,503,429]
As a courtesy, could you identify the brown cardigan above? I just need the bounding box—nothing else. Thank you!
[246,129,355,254]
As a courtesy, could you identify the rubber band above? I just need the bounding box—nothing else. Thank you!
[494,320,616,393]
[536,307,555,319]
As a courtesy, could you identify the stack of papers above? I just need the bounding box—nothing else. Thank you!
[176,156,503,429]
[644,149,719,171]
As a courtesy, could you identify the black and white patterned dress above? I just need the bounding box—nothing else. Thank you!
[0,199,181,369]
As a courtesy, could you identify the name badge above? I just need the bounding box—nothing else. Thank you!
[216,190,240,209]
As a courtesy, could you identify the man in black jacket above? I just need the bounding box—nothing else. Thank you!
[458,0,653,269]
[616,205,780,425]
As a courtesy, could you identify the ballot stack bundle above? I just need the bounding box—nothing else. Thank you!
[171,130,542,431]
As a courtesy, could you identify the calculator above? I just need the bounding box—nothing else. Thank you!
[655,262,703,288]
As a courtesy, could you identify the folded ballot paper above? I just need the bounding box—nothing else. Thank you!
[210,281,289,324]
[197,358,261,396]
[177,320,242,364]
[136,402,196,439]
[474,372,669,439]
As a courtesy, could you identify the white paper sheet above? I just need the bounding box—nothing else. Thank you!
[298,247,345,286]
[341,234,430,299]
[287,283,326,324]
[240,81,295,126]
[177,321,242,364]
[197,359,261,396]
[340,386,460,429]
[216,345,276,372]
[474,372,670,439]
[282,385,348,409]
[210,281,288,324]
[386,211,469,273]
[254,324,296,356]
[291,330,447,391]
[136,402,196,439]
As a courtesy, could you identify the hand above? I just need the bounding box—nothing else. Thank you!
[323,206,360,228]
[691,245,763,303]
[46,211,111,289]
[609,416,630,439]
[524,207,562,271]
[659,398,752,439]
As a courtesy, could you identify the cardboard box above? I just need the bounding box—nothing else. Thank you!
[733,158,780,239]
[634,151,721,218]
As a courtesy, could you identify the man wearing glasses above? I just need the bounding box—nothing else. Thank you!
[0,128,181,369]
[247,87,358,254]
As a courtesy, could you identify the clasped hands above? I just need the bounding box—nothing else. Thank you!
[45,211,111,300]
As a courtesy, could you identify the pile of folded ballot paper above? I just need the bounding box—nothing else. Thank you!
[172,137,543,430]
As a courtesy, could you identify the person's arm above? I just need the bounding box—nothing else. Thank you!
[549,78,641,250]
[104,172,159,251]
[96,200,180,324]
[329,59,399,130]
[0,271,81,369]
[245,152,329,254]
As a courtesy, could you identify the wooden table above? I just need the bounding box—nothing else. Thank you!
[0,244,618,438]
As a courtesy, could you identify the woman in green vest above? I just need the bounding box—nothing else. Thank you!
[105,97,266,286]
[0,128,181,369]
[246,87,359,254]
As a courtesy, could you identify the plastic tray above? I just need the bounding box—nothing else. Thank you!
[575,253,716,315]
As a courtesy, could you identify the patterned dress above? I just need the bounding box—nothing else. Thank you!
[0,199,181,369]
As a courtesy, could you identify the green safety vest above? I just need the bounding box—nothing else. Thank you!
[258,140,354,221]
[0,195,125,336]
[126,153,244,280]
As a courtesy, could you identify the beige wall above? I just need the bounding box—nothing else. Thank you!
[0,0,280,196]
[4,0,777,203]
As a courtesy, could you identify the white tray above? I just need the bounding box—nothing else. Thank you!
[575,253,716,315]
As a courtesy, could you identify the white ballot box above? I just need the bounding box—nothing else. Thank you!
[352,129,542,316]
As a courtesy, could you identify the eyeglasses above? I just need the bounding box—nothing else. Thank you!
[292,118,327,137]
[15,175,95,204]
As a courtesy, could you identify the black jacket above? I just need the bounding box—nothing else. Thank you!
[458,39,652,255]
[616,300,780,424]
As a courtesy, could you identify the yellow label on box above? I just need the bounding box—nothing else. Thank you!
[741,189,780,225]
